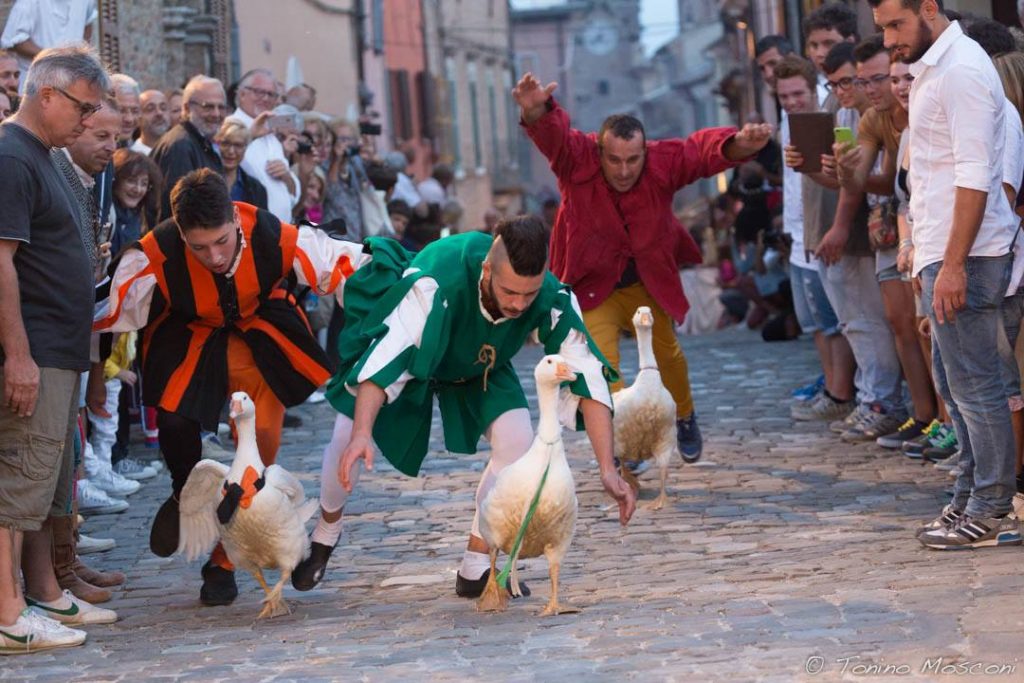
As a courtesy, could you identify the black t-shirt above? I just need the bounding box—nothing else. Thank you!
[0,122,93,371]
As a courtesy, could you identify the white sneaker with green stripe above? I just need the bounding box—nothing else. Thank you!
[26,590,117,625]
[0,608,85,654]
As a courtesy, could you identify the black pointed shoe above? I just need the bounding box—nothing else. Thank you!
[199,561,238,606]
[149,494,180,557]
[455,569,531,598]
[291,541,336,591]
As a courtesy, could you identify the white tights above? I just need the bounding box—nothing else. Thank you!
[319,413,361,514]
[469,408,534,538]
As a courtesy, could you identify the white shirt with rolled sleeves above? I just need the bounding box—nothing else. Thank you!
[0,0,97,91]
[907,20,1018,277]
[227,107,301,223]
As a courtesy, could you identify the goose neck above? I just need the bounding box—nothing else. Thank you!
[536,380,562,445]
[636,326,657,369]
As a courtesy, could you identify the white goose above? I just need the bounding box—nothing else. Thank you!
[178,391,319,618]
[612,306,678,510]
[477,354,579,617]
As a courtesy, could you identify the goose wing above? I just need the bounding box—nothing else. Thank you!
[264,464,320,523]
[177,459,230,561]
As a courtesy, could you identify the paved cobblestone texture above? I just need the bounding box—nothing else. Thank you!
[6,329,1024,682]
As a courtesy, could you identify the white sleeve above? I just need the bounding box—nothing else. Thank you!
[1002,99,1023,196]
[292,226,367,300]
[352,276,439,403]
[94,249,157,333]
[287,170,301,207]
[551,292,613,428]
[0,0,35,48]
[945,64,1001,192]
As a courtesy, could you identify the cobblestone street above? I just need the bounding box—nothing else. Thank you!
[5,328,1024,682]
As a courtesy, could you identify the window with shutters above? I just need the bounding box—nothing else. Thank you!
[417,70,436,140]
[98,0,120,72]
[389,69,413,141]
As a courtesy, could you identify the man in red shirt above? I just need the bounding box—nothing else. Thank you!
[516,73,771,462]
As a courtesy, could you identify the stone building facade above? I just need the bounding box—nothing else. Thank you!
[0,0,233,92]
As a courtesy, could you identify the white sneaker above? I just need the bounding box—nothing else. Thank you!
[307,389,327,404]
[27,590,118,625]
[77,480,129,515]
[77,533,116,555]
[89,467,141,496]
[112,457,157,481]
[0,608,86,654]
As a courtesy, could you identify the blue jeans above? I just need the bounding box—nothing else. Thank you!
[921,255,1015,518]
[790,263,839,335]
[820,255,903,411]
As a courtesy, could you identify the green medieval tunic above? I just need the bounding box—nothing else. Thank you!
[324,232,616,476]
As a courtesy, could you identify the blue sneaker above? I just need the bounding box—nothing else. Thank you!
[613,457,651,476]
[677,413,702,463]
[791,375,825,401]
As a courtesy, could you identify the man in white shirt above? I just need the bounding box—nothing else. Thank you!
[227,68,300,222]
[0,0,95,91]
[131,89,169,156]
[871,0,1021,550]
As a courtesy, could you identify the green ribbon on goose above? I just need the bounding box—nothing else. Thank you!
[496,452,551,586]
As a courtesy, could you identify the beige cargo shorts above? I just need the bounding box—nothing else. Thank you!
[0,367,80,531]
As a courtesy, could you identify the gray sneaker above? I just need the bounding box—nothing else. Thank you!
[829,403,870,433]
[841,405,907,443]
[112,457,157,481]
[792,393,854,422]
[933,451,961,471]
[915,503,964,537]
[918,512,1022,550]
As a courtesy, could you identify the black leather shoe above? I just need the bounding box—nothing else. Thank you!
[291,541,335,591]
[455,569,530,598]
[199,561,238,606]
[149,495,180,557]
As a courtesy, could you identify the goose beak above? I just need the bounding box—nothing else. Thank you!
[555,362,577,382]
[639,312,653,326]
[228,399,243,419]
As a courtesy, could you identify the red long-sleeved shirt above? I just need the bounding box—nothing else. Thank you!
[524,98,739,322]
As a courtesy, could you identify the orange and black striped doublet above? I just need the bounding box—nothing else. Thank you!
[131,203,332,428]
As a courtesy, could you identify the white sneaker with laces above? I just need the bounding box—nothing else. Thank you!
[89,467,141,496]
[0,608,86,654]
[77,480,129,515]
[27,590,118,625]
[77,533,116,554]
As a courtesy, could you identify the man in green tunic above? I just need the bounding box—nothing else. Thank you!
[293,215,636,596]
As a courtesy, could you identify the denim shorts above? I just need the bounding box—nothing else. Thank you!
[877,264,902,283]
[790,263,839,335]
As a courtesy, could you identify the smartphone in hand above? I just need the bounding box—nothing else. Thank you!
[834,126,855,148]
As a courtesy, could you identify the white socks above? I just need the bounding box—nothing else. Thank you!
[311,515,344,547]
[459,550,490,580]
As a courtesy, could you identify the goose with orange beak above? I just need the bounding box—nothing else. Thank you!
[177,391,319,618]
[477,355,580,616]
